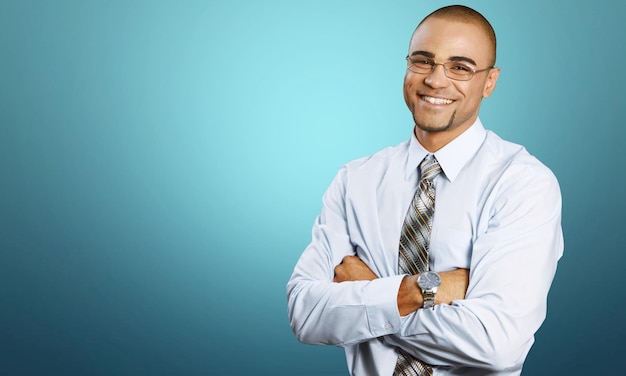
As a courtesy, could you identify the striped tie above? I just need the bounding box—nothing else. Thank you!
[394,154,442,376]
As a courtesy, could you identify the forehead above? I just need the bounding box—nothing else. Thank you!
[409,17,492,64]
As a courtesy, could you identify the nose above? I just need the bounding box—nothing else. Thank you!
[424,63,449,88]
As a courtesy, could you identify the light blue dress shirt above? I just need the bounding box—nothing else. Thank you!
[287,119,564,375]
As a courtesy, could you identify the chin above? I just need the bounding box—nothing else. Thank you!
[414,112,456,133]
[414,120,454,133]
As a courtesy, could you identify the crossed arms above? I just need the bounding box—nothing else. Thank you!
[287,159,564,373]
[334,255,469,316]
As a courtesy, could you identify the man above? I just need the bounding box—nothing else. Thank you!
[287,5,563,376]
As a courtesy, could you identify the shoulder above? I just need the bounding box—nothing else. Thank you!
[326,139,411,197]
[343,139,410,174]
[484,131,556,178]
[482,131,561,202]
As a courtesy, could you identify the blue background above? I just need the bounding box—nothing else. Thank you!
[1,1,624,375]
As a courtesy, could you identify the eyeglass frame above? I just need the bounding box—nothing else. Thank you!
[405,55,494,81]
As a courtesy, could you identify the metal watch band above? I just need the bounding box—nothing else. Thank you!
[422,289,435,309]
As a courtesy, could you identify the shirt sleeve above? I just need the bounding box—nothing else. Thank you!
[384,162,564,372]
[287,166,406,347]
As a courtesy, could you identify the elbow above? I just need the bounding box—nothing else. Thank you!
[287,298,344,346]
[288,311,327,346]
[287,288,323,345]
[288,296,337,346]
[469,328,530,372]
[482,348,525,373]
[290,320,315,345]
[455,315,530,371]
[287,307,310,344]
[454,300,540,371]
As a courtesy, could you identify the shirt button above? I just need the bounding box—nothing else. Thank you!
[384,322,393,330]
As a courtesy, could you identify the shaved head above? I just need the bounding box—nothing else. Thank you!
[415,5,497,65]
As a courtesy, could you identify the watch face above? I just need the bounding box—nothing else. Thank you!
[418,271,441,289]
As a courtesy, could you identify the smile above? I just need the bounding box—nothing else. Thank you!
[422,95,454,105]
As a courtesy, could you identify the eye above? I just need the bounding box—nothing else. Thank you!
[448,63,473,72]
[411,59,433,67]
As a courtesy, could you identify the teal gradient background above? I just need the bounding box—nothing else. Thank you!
[1,1,625,375]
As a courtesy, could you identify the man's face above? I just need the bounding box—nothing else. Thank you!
[403,17,499,139]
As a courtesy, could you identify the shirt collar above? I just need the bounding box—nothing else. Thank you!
[406,118,487,182]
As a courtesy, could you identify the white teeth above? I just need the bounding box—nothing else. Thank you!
[423,95,453,105]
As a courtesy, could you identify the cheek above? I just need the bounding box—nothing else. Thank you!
[403,79,411,105]
[403,76,418,103]
[456,84,482,106]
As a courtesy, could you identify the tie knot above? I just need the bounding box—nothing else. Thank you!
[419,155,442,182]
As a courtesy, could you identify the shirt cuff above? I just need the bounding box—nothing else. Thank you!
[365,274,406,337]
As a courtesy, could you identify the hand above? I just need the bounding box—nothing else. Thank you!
[334,256,378,282]
[397,268,469,316]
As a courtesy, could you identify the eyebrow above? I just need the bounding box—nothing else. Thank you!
[409,50,477,66]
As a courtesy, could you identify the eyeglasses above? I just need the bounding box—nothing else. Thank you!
[406,56,493,81]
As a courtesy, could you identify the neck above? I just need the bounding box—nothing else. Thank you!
[413,127,455,152]
[413,121,475,152]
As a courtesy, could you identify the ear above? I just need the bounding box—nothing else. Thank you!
[482,67,500,98]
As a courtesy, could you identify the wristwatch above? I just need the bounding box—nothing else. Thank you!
[417,271,441,309]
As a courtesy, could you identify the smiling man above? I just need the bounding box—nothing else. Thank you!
[287,5,563,375]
